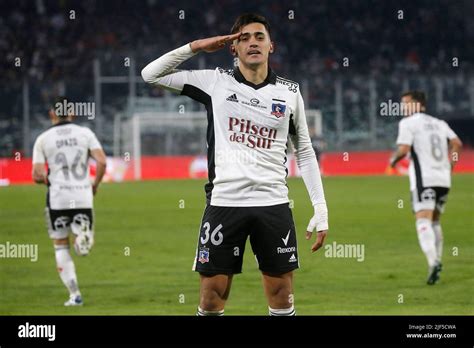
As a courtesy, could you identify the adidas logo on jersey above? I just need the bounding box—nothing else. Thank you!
[226,93,238,102]
[289,254,297,263]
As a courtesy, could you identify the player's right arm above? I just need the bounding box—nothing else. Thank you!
[90,149,106,195]
[86,129,107,195]
[141,33,240,93]
[31,135,48,185]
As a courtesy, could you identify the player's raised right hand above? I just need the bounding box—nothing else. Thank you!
[190,32,241,53]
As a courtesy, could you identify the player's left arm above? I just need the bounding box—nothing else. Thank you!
[31,136,48,185]
[289,90,328,252]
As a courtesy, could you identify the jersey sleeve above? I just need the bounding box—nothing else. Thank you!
[141,43,217,96]
[86,128,103,150]
[289,90,327,207]
[396,119,414,145]
[32,135,46,164]
[442,121,458,140]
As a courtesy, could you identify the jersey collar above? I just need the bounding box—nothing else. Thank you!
[50,120,72,128]
[233,66,277,90]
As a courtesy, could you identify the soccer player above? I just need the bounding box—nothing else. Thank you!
[142,14,329,315]
[32,97,107,305]
[390,91,462,285]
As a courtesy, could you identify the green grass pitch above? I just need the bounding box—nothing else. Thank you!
[1,175,473,315]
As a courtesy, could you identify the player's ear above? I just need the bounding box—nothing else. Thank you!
[48,109,55,120]
[269,41,274,54]
[230,44,237,57]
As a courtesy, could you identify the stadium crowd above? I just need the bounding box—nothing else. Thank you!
[0,0,472,156]
[1,0,472,82]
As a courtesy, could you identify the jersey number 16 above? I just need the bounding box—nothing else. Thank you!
[55,150,88,180]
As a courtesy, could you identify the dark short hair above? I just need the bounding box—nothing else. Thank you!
[50,96,70,110]
[401,90,426,107]
[230,13,271,37]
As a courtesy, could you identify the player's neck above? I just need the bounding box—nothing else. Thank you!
[51,117,72,125]
[238,62,268,85]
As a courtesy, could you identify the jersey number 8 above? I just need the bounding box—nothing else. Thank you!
[430,133,444,162]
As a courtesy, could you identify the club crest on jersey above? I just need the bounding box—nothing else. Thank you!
[198,247,210,264]
[271,103,286,118]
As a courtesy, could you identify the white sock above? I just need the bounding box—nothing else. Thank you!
[269,305,295,316]
[432,221,443,263]
[54,245,80,297]
[416,218,437,268]
[196,306,224,316]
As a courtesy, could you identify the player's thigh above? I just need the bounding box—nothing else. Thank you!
[411,188,437,218]
[193,205,250,274]
[249,203,299,274]
[45,208,71,240]
[69,209,94,239]
[434,187,450,218]
[46,208,94,240]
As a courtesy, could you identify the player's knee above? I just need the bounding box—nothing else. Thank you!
[415,210,433,220]
[53,238,69,246]
[200,287,226,310]
[268,284,293,307]
[432,211,441,223]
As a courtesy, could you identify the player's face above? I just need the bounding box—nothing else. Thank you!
[401,95,421,116]
[232,23,273,68]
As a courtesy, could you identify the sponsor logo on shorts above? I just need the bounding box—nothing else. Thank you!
[282,230,291,246]
[289,253,297,262]
[198,247,210,264]
[277,246,296,254]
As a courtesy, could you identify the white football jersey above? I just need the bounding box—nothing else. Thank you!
[32,122,102,209]
[396,113,458,191]
[145,65,312,206]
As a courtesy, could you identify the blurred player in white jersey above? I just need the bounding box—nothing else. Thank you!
[142,14,329,315]
[32,97,107,305]
[390,91,462,285]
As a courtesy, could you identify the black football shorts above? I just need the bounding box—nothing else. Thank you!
[192,203,299,275]
[45,208,94,239]
[411,186,450,213]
